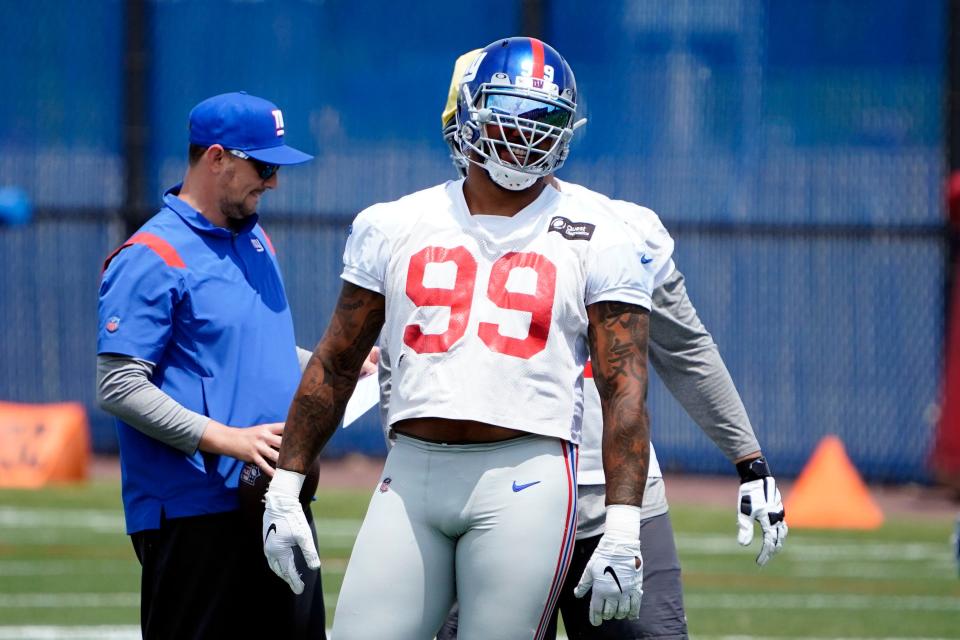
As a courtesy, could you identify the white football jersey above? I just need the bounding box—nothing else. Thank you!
[554,180,674,484]
[342,179,672,443]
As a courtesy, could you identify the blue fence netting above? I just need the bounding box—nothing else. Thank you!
[0,0,947,482]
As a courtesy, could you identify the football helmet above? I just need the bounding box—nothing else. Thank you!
[456,37,585,190]
[443,116,468,178]
[442,50,482,178]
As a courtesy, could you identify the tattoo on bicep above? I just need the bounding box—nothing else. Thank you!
[279,283,385,471]
[587,301,651,506]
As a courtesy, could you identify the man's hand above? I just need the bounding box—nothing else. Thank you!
[574,505,643,626]
[736,456,787,566]
[359,346,380,378]
[263,469,321,594]
[199,421,283,477]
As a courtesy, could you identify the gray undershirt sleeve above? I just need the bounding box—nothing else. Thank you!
[96,355,209,455]
[648,268,761,461]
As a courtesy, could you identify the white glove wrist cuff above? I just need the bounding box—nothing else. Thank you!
[269,468,306,498]
[605,504,642,541]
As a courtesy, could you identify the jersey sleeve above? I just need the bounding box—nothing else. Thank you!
[584,204,676,309]
[585,222,673,310]
[341,205,391,294]
[640,209,676,290]
[97,244,184,363]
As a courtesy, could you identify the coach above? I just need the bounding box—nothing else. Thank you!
[96,92,325,639]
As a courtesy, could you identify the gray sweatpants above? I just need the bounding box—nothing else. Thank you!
[332,433,579,640]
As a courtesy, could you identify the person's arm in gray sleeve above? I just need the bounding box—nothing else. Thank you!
[96,354,209,455]
[650,270,787,566]
[647,268,761,462]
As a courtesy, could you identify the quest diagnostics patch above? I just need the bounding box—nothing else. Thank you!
[548,216,595,241]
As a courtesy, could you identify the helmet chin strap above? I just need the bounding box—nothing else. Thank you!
[483,158,538,191]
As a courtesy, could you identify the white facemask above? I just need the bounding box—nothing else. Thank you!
[483,158,538,191]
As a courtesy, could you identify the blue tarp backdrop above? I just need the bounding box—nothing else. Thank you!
[0,0,947,481]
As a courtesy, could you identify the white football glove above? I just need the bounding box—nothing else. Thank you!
[737,458,787,566]
[574,505,643,626]
[263,469,321,594]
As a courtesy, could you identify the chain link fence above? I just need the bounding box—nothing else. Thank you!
[0,0,947,481]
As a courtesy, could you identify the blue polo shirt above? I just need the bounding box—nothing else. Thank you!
[98,185,302,534]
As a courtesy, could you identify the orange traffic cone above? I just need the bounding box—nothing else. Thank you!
[784,435,883,529]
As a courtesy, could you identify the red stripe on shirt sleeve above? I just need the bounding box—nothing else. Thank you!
[583,360,593,379]
[101,232,186,275]
[261,229,277,255]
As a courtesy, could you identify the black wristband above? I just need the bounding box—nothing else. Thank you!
[736,456,771,483]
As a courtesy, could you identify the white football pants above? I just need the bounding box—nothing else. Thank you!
[332,432,578,640]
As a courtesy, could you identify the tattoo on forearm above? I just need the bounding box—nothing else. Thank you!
[279,283,385,472]
[587,301,651,507]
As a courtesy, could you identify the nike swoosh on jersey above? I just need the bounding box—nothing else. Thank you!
[640,254,654,264]
[512,480,542,492]
[603,565,623,593]
[264,522,278,544]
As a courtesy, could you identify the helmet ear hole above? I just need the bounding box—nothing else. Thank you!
[461,122,480,145]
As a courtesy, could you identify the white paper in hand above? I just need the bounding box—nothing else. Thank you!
[341,373,380,428]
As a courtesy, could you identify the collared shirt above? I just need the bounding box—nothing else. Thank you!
[98,185,301,534]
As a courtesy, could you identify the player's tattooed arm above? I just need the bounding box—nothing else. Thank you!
[587,301,651,507]
[278,282,385,473]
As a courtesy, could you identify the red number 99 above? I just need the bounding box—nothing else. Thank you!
[403,246,557,360]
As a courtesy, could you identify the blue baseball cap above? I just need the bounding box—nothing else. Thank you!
[188,91,313,165]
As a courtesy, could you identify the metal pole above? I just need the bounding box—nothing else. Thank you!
[949,0,960,173]
[946,0,960,324]
[123,0,151,238]
[521,0,548,40]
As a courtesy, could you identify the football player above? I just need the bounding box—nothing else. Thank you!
[429,50,788,639]
[263,37,660,638]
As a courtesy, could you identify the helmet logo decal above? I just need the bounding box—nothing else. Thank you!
[517,65,558,96]
[462,52,487,84]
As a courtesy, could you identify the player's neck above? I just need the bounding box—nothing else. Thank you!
[179,173,229,228]
[462,166,546,217]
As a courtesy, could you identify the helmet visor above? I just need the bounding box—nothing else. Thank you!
[485,95,571,130]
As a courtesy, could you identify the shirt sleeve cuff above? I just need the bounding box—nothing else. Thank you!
[585,288,652,310]
[341,268,385,294]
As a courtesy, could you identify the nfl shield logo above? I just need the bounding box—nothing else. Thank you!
[105,316,120,333]
[379,477,392,493]
[240,464,261,486]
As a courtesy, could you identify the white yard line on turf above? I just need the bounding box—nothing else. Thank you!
[674,534,948,562]
[4,591,953,613]
[0,506,364,538]
[0,593,138,607]
[686,593,959,611]
[1,631,956,640]
[699,637,958,640]
[0,627,140,640]
[0,507,122,531]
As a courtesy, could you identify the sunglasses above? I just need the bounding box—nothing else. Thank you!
[227,149,280,180]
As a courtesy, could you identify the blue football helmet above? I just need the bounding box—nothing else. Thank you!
[456,37,585,190]
[443,117,469,178]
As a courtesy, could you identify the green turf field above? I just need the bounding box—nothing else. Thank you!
[0,480,957,638]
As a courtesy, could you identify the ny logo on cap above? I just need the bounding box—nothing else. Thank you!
[271,109,285,136]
